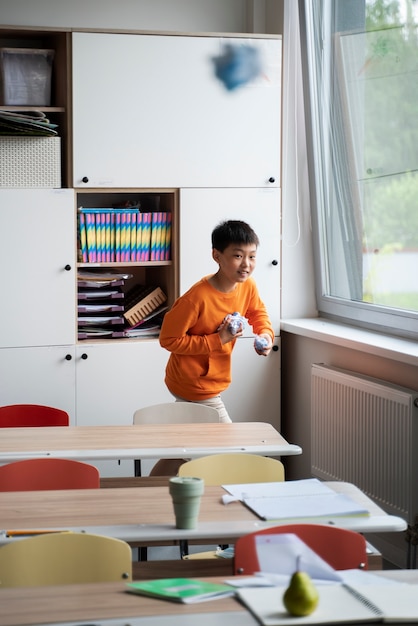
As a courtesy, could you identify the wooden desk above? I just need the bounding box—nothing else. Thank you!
[0,422,302,463]
[0,482,407,548]
[1,571,417,626]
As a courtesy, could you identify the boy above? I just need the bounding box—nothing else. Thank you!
[159,219,274,422]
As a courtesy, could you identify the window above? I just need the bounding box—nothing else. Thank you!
[298,0,418,338]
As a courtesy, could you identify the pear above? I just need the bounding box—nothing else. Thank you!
[283,564,319,617]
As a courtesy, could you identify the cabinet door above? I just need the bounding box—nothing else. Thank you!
[0,189,76,348]
[0,346,76,421]
[222,336,281,429]
[180,188,281,333]
[75,341,172,425]
[75,341,173,476]
[72,32,281,188]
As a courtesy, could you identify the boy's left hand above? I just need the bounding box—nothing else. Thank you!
[254,334,273,356]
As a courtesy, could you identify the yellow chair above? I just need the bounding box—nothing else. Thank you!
[178,452,285,485]
[178,453,285,559]
[133,402,219,476]
[0,532,132,587]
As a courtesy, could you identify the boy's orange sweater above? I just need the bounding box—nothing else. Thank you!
[159,276,274,401]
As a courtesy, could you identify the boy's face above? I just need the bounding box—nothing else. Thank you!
[212,242,257,284]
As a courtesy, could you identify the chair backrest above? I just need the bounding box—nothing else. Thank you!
[133,402,220,424]
[234,523,368,574]
[0,532,132,587]
[0,404,69,427]
[133,403,220,477]
[0,458,100,491]
[178,453,285,484]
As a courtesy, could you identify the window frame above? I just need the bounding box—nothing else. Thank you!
[298,0,418,340]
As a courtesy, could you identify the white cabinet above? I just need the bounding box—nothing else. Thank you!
[0,189,76,414]
[75,341,171,425]
[75,340,172,476]
[72,32,281,189]
[179,187,281,427]
[0,189,76,348]
[0,346,76,419]
[179,188,281,333]
[223,336,281,428]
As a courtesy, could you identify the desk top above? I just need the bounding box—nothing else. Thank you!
[0,481,407,546]
[1,571,417,626]
[0,422,302,462]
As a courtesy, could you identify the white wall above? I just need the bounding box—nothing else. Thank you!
[0,0,262,33]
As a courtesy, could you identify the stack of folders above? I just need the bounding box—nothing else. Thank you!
[77,271,167,339]
[77,271,131,339]
[0,110,58,136]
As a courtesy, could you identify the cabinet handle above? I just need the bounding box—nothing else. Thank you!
[268,177,275,183]
[271,259,278,266]
[81,353,88,360]
[65,354,72,361]
[64,264,71,271]
[81,176,89,183]
[272,345,279,352]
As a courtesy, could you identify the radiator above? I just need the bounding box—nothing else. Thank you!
[311,363,418,524]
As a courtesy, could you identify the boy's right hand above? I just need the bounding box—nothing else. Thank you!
[217,315,244,344]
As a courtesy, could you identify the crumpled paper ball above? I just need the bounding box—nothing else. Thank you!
[212,43,262,91]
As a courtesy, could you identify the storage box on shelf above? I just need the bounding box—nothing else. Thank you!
[0,47,54,106]
[0,136,61,187]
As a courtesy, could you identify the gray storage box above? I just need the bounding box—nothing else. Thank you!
[0,136,61,188]
[0,47,54,106]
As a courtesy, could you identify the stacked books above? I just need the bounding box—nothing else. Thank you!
[77,271,130,339]
[77,272,167,340]
[77,207,172,263]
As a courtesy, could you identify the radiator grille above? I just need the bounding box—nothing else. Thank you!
[311,363,418,524]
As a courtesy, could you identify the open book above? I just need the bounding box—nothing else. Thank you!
[222,478,369,520]
[237,583,418,625]
[126,578,234,603]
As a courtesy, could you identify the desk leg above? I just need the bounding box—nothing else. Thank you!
[406,519,418,569]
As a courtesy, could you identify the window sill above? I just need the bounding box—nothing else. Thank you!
[280,318,418,367]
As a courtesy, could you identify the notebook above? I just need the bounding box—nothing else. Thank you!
[237,583,418,625]
[126,578,234,603]
[222,479,369,521]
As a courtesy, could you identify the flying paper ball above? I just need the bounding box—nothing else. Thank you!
[212,43,262,91]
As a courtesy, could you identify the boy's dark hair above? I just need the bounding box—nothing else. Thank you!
[211,220,259,252]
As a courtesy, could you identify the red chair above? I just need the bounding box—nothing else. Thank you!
[234,524,368,574]
[0,404,69,427]
[0,458,100,491]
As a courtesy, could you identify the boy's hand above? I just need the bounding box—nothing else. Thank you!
[254,333,272,356]
[217,316,244,344]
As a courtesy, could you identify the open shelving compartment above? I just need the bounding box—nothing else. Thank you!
[0,26,71,188]
[75,188,179,342]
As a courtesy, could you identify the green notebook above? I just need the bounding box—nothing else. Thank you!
[126,578,234,604]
